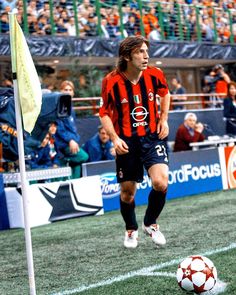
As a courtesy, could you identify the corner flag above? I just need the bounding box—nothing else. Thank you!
[9,13,42,133]
[8,12,41,295]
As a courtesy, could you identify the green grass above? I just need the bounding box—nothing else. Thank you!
[0,189,236,295]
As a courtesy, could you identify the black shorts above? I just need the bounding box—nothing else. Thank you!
[116,133,169,183]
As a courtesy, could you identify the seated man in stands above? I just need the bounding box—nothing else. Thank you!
[174,112,205,152]
[83,125,115,162]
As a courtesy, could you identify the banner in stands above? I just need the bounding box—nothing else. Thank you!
[4,176,103,228]
[82,148,223,212]
[1,35,236,61]
[218,146,236,189]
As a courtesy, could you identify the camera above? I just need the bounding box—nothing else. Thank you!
[31,91,71,140]
[0,87,71,161]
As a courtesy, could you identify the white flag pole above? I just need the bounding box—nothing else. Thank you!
[9,12,37,295]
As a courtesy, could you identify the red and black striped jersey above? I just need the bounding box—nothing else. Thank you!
[99,66,169,137]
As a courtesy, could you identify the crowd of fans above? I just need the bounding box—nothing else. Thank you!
[0,0,236,42]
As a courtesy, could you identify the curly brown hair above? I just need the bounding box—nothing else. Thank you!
[117,36,149,72]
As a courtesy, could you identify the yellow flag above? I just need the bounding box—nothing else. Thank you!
[9,13,42,134]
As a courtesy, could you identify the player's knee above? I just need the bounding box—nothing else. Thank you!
[121,193,135,204]
[152,175,168,192]
[120,188,135,203]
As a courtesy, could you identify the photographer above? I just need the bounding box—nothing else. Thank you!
[213,64,231,97]
[204,64,231,97]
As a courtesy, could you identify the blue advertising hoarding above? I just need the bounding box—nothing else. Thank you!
[167,148,222,199]
[82,148,223,212]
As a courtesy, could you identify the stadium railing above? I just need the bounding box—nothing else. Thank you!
[1,1,235,44]
[72,93,225,115]
[2,166,72,184]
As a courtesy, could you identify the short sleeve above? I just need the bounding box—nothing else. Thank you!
[99,76,112,118]
[155,68,169,97]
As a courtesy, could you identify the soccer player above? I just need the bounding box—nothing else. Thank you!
[99,36,171,248]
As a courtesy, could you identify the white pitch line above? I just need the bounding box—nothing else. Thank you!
[51,243,236,295]
[139,271,177,278]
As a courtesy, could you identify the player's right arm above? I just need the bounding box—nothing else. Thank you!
[99,75,129,155]
[100,115,129,155]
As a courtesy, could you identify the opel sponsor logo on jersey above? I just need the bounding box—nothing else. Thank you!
[100,173,120,198]
[131,106,149,127]
[168,163,221,184]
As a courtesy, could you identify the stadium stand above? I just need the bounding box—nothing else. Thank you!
[0,1,235,43]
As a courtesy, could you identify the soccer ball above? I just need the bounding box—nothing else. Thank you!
[176,255,217,293]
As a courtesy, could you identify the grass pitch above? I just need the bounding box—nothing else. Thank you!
[0,189,236,295]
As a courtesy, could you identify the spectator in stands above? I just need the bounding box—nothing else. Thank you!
[212,64,231,97]
[26,133,60,170]
[84,13,97,37]
[60,9,70,24]
[37,1,50,18]
[27,0,39,18]
[27,13,38,35]
[58,0,68,10]
[148,26,162,41]
[174,112,205,152]
[0,12,9,33]
[54,80,89,178]
[129,3,141,35]
[201,16,214,41]
[223,81,236,135]
[56,17,69,36]
[83,125,115,162]
[48,122,61,166]
[142,7,159,38]
[37,14,51,35]
[106,15,122,39]
[108,5,120,27]
[124,15,139,36]
[100,18,110,38]
[65,17,76,36]
[218,23,231,43]
[171,77,187,110]
[122,5,131,25]
[78,0,91,14]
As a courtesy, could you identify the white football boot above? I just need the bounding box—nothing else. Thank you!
[124,230,138,248]
[142,223,166,247]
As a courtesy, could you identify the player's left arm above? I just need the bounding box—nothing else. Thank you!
[157,91,171,140]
